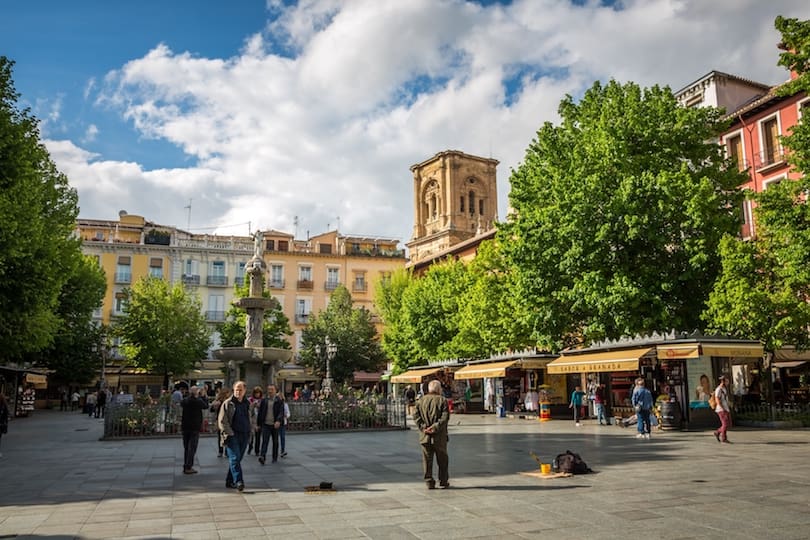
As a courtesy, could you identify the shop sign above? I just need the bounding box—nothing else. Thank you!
[548,359,638,374]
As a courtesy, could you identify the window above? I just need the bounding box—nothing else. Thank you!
[94,231,104,241]
[468,191,475,215]
[460,196,465,212]
[295,298,312,324]
[207,294,225,322]
[116,256,131,284]
[319,243,332,254]
[235,262,246,286]
[299,266,312,281]
[278,240,289,252]
[270,264,284,288]
[326,267,339,290]
[353,272,367,292]
[761,116,780,166]
[211,261,225,277]
[727,134,745,171]
[265,239,275,251]
[149,257,163,278]
[184,259,199,276]
[351,243,361,253]
[479,199,484,215]
[114,293,127,315]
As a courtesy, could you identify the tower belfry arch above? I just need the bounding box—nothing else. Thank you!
[407,150,498,263]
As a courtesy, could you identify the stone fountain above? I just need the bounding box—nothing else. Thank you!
[213,230,292,389]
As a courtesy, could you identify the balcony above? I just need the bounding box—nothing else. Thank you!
[205,310,226,322]
[295,313,310,325]
[754,148,787,174]
[182,274,201,286]
[325,280,341,291]
[114,272,131,284]
[297,279,314,290]
[269,279,285,289]
[352,282,367,293]
[207,275,228,287]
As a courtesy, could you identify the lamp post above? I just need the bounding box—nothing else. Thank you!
[316,337,337,396]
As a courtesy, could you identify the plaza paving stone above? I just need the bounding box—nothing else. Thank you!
[0,410,808,539]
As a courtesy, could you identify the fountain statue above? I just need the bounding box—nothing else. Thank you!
[212,230,292,389]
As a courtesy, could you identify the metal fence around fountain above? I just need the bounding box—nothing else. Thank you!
[102,397,408,439]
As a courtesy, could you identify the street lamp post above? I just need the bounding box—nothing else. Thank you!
[316,337,337,396]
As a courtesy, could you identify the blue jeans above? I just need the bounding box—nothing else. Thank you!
[637,409,651,434]
[225,431,250,485]
[279,424,286,453]
[595,403,606,424]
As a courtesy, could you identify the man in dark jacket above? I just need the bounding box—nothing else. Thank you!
[257,384,283,465]
[412,379,450,489]
[218,380,252,491]
[180,386,208,474]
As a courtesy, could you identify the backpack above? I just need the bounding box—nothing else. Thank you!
[552,450,592,474]
[708,393,717,409]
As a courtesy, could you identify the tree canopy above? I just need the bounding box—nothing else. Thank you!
[705,16,810,354]
[218,276,292,349]
[117,277,211,387]
[0,57,84,360]
[300,285,385,384]
[499,80,746,351]
[27,254,107,384]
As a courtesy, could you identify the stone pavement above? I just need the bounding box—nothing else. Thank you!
[0,410,809,540]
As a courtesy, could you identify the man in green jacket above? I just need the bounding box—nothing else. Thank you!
[413,379,450,489]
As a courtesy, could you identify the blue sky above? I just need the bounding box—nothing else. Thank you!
[2,0,808,243]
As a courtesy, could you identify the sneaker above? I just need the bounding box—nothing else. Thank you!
[644,433,650,439]
[575,422,581,427]
[439,482,450,489]
[426,480,436,490]
[217,453,224,458]
[280,451,287,458]
[236,482,245,492]
[183,468,197,474]
[226,482,237,489]
[258,456,265,465]
[722,439,732,444]
[713,432,721,443]
[636,433,645,438]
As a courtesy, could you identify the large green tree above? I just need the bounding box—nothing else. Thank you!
[374,268,418,372]
[117,277,211,388]
[300,285,385,384]
[27,254,107,384]
[705,16,810,356]
[499,80,746,351]
[218,277,292,349]
[0,57,84,360]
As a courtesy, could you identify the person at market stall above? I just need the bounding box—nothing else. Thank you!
[631,378,654,439]
[713,375,732,444]
[569,385,587,426]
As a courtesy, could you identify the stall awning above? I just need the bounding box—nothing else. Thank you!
[390,368,441,384]
[547,348,653,374]
[775,347,810,362]
[519,358,554,370]
[454,361,518,380]
[701,343,763,358]
[773,361,807,369]
[657,345,700,360]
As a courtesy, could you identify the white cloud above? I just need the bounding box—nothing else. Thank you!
[50,0,810,247]
[82,124,99,143]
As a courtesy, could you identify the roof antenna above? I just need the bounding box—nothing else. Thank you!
[184,199,192,230]
[294,215,299,239]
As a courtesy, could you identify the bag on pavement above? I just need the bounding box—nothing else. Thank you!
[552,450,592,474]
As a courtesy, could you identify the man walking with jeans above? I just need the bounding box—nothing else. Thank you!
[218,381,252,491]
[257,384,283,465]
[631,378,654,439]
[713,375,732,444]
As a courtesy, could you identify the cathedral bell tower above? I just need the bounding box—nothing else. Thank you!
[406,150,498,263]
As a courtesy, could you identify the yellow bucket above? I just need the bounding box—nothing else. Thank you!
[540,463,551,475]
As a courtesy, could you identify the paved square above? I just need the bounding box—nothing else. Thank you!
[0,411,808,539]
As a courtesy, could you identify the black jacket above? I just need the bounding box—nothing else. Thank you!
[256,396,283,426]
[180,396,208,432]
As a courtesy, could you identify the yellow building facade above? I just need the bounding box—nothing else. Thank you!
[76,212,406,369]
